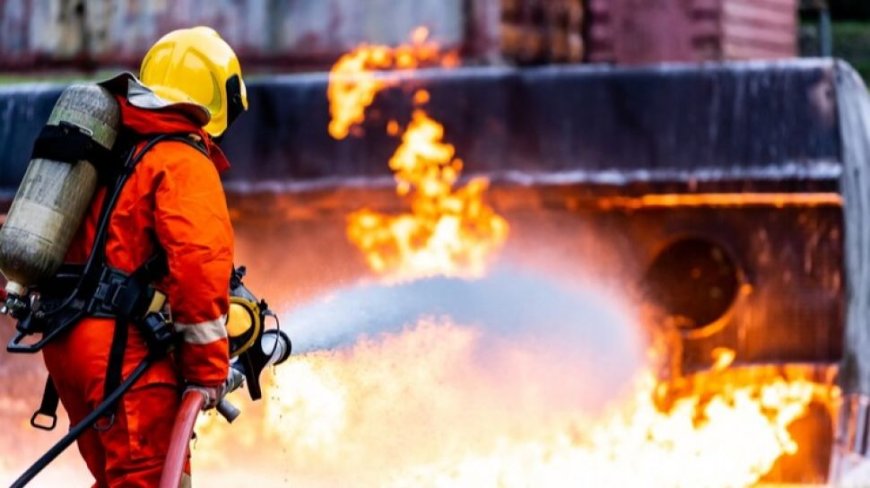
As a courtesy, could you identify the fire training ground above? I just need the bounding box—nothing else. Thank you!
[6,31,870,488]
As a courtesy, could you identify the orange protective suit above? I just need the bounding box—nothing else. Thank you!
[41,92,234,487]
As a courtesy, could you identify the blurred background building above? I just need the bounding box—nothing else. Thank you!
[0,0,866,76]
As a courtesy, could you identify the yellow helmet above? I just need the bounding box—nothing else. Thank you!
[140,26,248,137]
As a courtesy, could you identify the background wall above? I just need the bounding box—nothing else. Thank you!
[0,0,473,70]
[0,0,810,72]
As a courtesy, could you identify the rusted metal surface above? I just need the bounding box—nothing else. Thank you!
[1,0,799,70]
[611,0,697,64]
[500,0,585,64]
[722,0,798,60]
[0,0,471,70]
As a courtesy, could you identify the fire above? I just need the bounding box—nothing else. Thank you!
[0,29,843,488]
[327,27,441,140]
[346,110,509,281]
[192,318,835,487]
[330,28,509,281]
[174,27,845,488]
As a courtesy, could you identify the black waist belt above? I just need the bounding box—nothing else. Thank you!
[30,253,168,432]
[37,254,166,323]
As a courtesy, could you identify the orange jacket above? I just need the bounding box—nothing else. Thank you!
[62,95,234,387]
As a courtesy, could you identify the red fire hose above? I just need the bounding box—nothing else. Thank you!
[159,390,206,488]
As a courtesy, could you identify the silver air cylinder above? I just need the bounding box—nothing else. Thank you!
[0,84,119,297]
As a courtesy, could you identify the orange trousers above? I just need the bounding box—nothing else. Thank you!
[42,317,185,487]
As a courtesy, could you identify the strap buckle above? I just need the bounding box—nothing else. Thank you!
[30,410,57,431]
[91,267,155,319]
[30,376,60,430]
[91,268,129,316]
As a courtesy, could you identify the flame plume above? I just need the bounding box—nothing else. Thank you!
[329,29,509,281]
[347,110,508,281]
[0,27,840,488]
[327,26,441,140]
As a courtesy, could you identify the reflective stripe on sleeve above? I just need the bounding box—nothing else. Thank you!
[174,316,227,345]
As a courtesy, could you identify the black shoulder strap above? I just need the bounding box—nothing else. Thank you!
[30,134,193,429]
[97,134,210,418]
[30,122,115,172]
[95,135,179,422]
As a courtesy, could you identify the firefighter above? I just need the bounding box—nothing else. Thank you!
[40,26,246,487]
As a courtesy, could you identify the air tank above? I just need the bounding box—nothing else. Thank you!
[0,84,120,297]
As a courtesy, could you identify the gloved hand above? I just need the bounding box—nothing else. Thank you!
[183,384,226,410]
[184,367,244,411]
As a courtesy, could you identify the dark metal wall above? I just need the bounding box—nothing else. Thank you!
[221,61,840,190]
[0,60,843,195]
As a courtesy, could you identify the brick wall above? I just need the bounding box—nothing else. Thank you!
[722,0,797,60]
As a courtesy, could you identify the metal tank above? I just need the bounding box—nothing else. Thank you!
[0,84,119,297]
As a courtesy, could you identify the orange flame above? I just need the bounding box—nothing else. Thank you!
[327,27,441,140]
[0,29,839,486]
[347,109,509,281]
[191,319,835,487]
[329,28,508,281]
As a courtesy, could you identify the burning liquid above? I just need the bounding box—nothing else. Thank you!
[314,26,836,486]
[347,110,509,281]
[192,320,831,486]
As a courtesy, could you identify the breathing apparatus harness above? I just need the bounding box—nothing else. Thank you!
[8,132,182,422]
[5,121,291,487]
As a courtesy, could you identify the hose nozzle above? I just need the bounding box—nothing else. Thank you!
[261,329,292,367]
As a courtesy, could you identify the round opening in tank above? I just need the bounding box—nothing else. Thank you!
[642,237,741,333]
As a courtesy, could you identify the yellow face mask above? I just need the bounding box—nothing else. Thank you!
[226,266,264,358]
[227,295,262,358]
[223,266,292,404]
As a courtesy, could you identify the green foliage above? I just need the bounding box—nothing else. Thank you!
[832,22,870,81]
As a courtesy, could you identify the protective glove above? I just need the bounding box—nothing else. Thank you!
[183,384,226,410]
[184,367,244,411]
